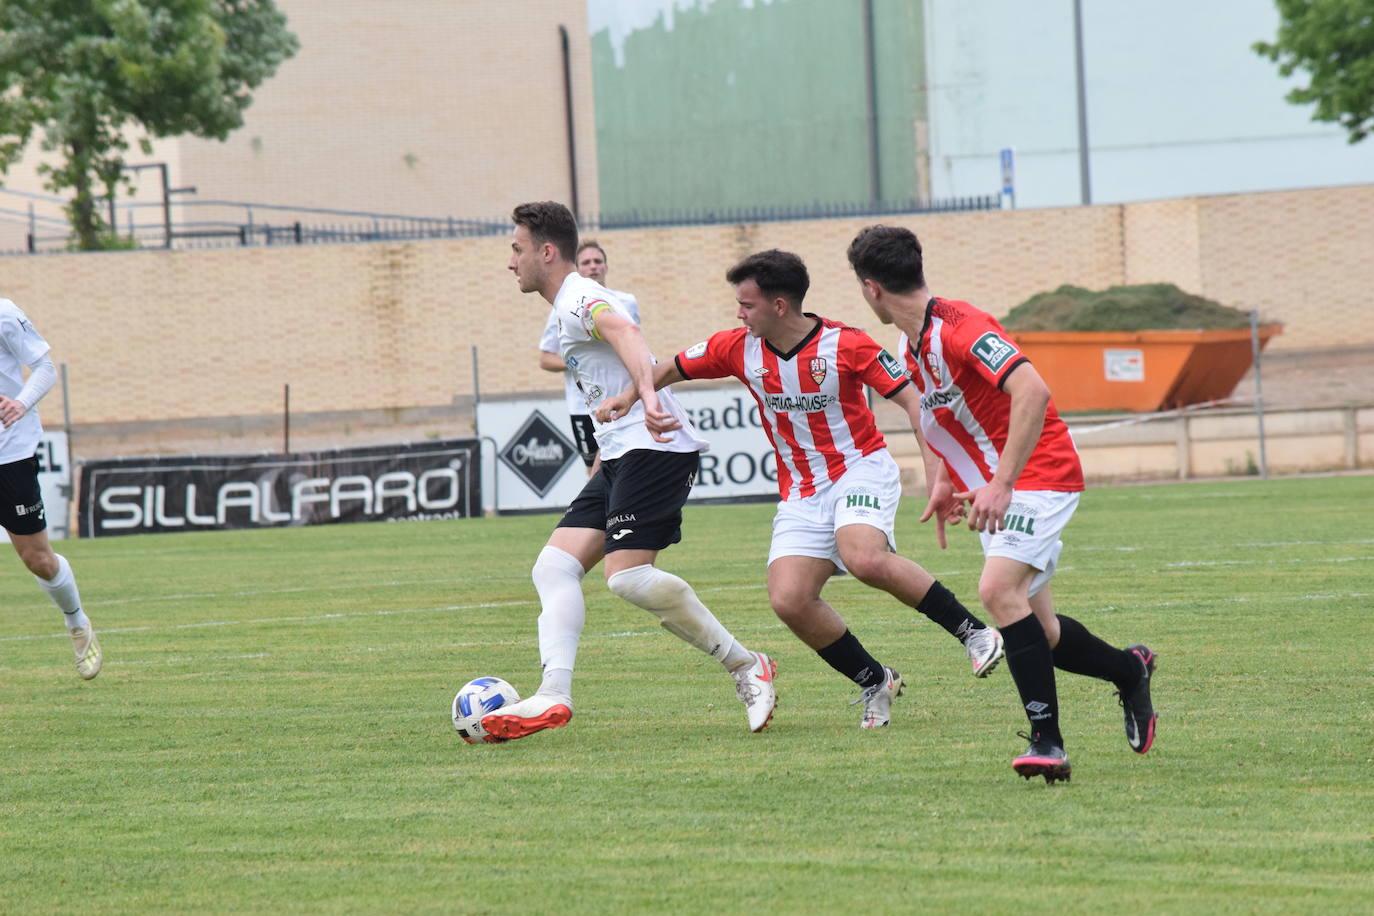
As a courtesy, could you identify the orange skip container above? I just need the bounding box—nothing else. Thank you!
[1009,325,1283,412]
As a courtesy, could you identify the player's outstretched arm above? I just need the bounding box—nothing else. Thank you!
[596,311,683,440]
[538,349,567,372]
[595,360,683,424]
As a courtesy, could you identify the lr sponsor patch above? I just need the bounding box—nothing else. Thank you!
[877,349,905,381]
[683,340,708,360]
[971,331,1017,373]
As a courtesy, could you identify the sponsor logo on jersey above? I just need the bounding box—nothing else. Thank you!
[921,389,960,411]
[808,357,828,385]
[971,332,1017,372]
[762,392,837,413]
[683,341,708,359]
[924,350,943,386]
[877,349,905,381]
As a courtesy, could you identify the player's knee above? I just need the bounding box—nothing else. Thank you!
[18,544,57,579]
[607,564,685,607]
[531,546,585,588]
[840,550,888,587]
[977,579,1021,620]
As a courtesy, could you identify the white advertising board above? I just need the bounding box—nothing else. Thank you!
[476,386,777,513]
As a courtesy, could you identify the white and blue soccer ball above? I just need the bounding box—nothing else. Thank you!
[452,676,520,744]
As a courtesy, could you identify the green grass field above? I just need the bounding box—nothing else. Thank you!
[3,475,1372,913]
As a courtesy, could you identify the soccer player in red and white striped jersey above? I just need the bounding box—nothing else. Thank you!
[599,249,1004,728]
[849,224,1157,781]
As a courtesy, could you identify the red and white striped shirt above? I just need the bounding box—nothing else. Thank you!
[899,297,1083,493]
[675,316,909,500]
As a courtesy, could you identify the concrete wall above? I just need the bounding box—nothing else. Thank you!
[1,183,1370,436]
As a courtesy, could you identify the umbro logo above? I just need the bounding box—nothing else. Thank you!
[1025,701,1049,714]
[752,366,770,377]
[611,529,634,540]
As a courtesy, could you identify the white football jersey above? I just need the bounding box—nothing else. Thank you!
[539,288,641,415]
[0,299,50,464]
[551,273,705,459]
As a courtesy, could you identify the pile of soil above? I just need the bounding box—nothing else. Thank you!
[1000,283,1254,332]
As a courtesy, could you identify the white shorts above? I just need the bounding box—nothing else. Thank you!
[979,489,1080,597]
[768,450,902,573]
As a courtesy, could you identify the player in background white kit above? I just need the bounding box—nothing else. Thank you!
[0,299,101,679]
[537,240,641,477]
[484,201,777,741]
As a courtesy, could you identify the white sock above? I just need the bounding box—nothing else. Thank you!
[606,564,753,670]
[531,546,586,695]
[37,554,89,631]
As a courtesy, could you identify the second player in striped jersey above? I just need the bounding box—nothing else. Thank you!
[598,249,1005,727]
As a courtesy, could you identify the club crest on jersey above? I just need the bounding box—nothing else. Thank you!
[809,357,828,385]
[925,350,943,386]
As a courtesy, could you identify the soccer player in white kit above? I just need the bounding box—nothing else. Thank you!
[537,240,641,476]
[597,250,1005,728]
[0,299,101,679]
[484,201,777,740]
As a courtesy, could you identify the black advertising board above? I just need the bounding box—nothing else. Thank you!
[79,439,480,538]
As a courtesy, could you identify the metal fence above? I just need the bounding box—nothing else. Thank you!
[0,187,1001,255]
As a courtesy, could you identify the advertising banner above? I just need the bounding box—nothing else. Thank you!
[79,439,480,538]
[477,386,777,513]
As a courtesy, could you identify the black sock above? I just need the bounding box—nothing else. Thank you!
[816,629,886,690]
[1052,614,1137,688]
[1001,614,1062,746]
[916,580,986,643]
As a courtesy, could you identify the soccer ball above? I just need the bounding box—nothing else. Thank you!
[451,676,521,744]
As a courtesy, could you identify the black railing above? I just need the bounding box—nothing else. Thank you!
[3,193,1001,255]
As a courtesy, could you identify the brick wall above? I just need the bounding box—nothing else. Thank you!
[2,184,1371,427]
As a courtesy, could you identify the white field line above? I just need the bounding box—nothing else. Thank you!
[0,582,774,645]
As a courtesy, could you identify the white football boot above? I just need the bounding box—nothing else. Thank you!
[481,692,573,740]
[732,652,777,733]
[851,666,904,728]
[71,626,102,680]
[965,626,1004,678]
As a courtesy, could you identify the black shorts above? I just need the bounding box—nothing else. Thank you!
[0,455,46,536]
[569,414,598,467]
[557,449,700,553]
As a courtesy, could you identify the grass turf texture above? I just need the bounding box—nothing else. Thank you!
[2,475,1371,913]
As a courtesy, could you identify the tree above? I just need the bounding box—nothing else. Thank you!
[1253,0,1374,144]
[0,0,298,250]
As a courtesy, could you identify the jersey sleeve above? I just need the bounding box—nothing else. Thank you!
[949,314,1028,389]
[0,309,51,367]
[538,308,560,352]
[843,328,909,398]
[674,327,744,382]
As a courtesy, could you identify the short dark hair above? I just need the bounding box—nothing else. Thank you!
[576,239,606,261]
[847,225,925,294]
[725,249,810,308]
[512,201,577,261]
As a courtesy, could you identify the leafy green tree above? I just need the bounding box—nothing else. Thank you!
[0,0,298,249]
[1253,0,1374,144]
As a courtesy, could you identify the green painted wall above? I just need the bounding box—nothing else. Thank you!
[590,0,926,217]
